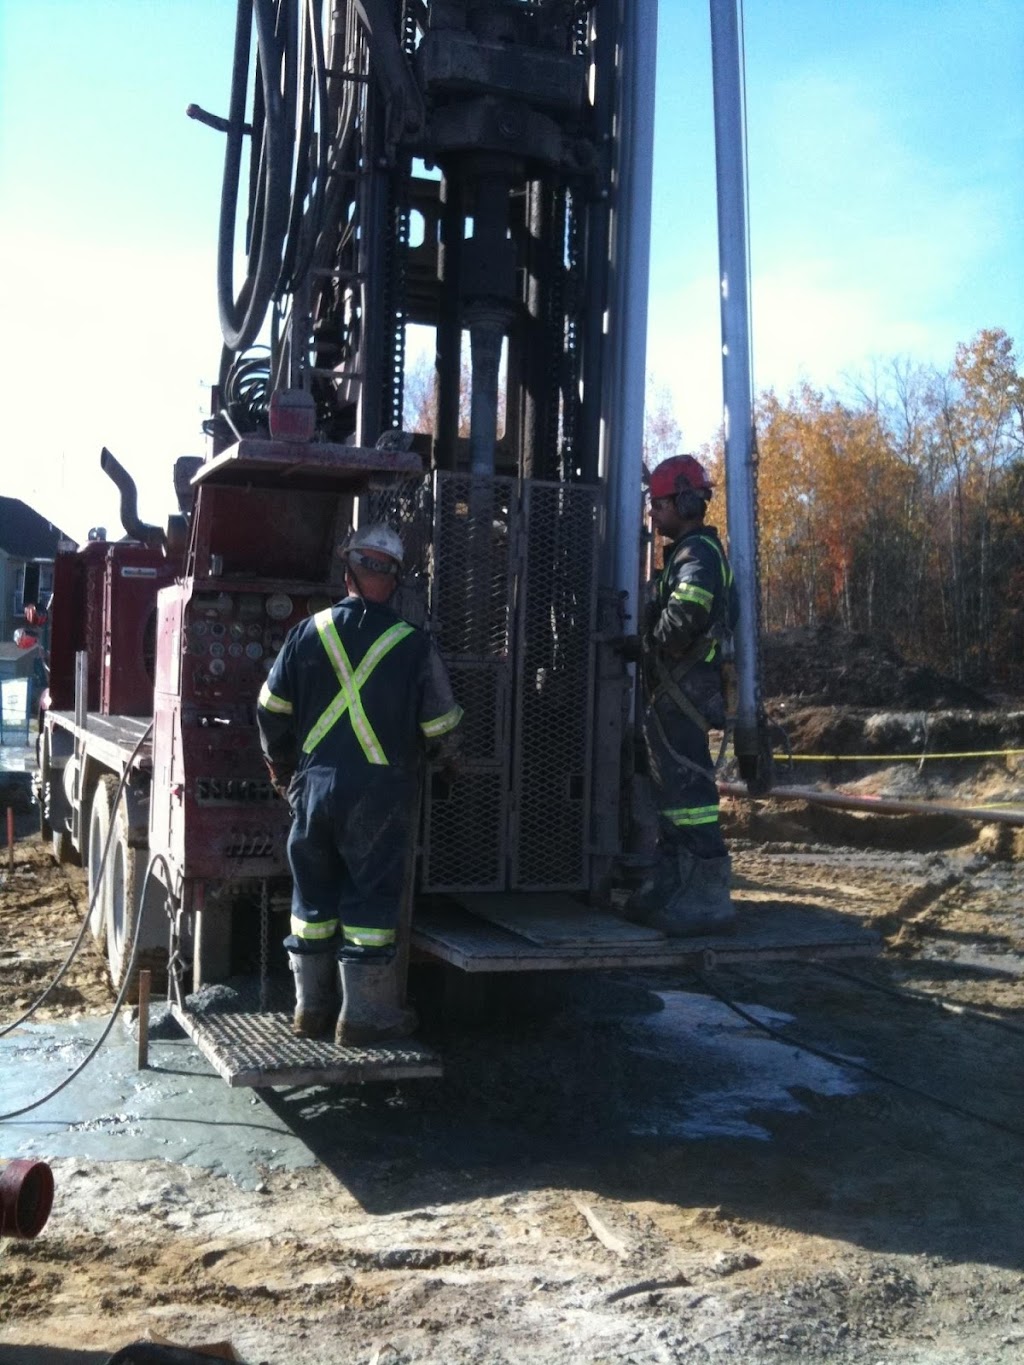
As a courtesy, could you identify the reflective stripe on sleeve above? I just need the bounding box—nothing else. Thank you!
[420,704,464,738]
[258,682,293,714]
[670,583,714,609]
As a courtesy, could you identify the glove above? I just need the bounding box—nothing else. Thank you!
[264,759,294,803]
[608,634,643,663]
[440,753,464,784]
[430,736,464,785]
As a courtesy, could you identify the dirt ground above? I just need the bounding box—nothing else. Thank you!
[2,748,1024,1363]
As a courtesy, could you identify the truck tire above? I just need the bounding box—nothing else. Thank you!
[39,730,78,861]
[86,774,119,948]
[37,733,53,842]
[106,802,168,1003]
[52,828,79,866]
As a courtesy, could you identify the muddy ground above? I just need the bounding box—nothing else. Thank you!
[1,750,1024,1364]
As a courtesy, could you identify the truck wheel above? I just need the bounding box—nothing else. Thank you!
[37,729,54,841]
[52,828,79,866]
[86,774,118,948]
[106,804,168,1003]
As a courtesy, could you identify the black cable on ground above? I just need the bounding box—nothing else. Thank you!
[0,723,153,1039]
[804,958,1024,1040]
[689,967,1024,1143]
[0,850,174,1122]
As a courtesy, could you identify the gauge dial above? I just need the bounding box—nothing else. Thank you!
[266,593,293,621]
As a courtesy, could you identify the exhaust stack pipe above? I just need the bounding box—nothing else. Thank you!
[0,1159,54,1239]
[100,447,165,549]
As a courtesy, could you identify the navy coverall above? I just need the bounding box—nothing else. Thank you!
[256,596,462,958]
[641,525,738,860]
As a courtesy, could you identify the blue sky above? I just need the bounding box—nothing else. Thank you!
[1,1,1021,542]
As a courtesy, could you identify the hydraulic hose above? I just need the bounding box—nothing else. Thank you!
[0,849,174,1122]
[217,0,296,351]
[0,723,154,1039]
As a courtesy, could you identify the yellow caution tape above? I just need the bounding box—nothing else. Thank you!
[772,750,1024,762]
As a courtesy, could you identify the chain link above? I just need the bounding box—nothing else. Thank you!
[259,878,270,1014]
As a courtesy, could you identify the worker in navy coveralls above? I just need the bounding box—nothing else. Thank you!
[257,524,462,1044]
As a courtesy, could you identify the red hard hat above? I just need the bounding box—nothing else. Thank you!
[648,454,713,500]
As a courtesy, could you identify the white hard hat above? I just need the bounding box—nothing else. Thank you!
[342,523,404,573]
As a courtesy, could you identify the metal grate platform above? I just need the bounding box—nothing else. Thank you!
[411,898,880,973]
[170,1006,442,1088]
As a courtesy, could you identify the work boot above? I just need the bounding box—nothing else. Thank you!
[626,854,737,937]
[288,951,337,1038]
[335,957,418,1047]
[624,855,682,921]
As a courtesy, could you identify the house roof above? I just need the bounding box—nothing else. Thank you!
[0,496,73,559]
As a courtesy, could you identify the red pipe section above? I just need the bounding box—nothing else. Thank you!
[0,1159,54,1238]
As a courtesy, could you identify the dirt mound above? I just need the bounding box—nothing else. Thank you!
[762,624,988,709]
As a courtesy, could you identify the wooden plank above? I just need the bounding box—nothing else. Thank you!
[452,892,663,947]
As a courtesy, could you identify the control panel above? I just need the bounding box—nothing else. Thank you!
[182,584,333,704]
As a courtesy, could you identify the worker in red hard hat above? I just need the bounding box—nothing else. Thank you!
[620,453,739,934]
[257,523,463,1045]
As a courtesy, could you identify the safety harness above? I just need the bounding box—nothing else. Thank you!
[645,532,734,778]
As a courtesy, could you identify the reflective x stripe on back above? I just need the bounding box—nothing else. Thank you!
[302,611,414,762]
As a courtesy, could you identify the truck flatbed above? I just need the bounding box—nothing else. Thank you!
[48,710,152,772]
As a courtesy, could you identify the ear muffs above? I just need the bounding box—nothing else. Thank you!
[674,488,707,520]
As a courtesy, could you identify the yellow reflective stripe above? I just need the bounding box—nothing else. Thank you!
[343,926,397,948]
[303,612,413,761]
[290,916,338,941]
[258,682,293,714]
[420,704,464,738]
[698,535,733,587]
[671,583,714,608]
[663,805,720,827]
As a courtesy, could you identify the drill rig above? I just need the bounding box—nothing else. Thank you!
[37,1,875,1088]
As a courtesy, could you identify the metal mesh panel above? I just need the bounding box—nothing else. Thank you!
[422,769,507,890]
[420,473,516,892]
[431,475,516,658]
[365,474,433,626]
[511,481,600,889]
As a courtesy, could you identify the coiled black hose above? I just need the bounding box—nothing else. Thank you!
[217,0,295,352]
[217,0,332,358]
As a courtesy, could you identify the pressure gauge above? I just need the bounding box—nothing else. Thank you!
[209,658,226,678]
[245,641,263,661]
[266,593,293,621]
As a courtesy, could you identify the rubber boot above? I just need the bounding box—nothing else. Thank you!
[623,854,682,922]
[288,951,337,1038]
[647,854,737,937]
[335,957,418,1046]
